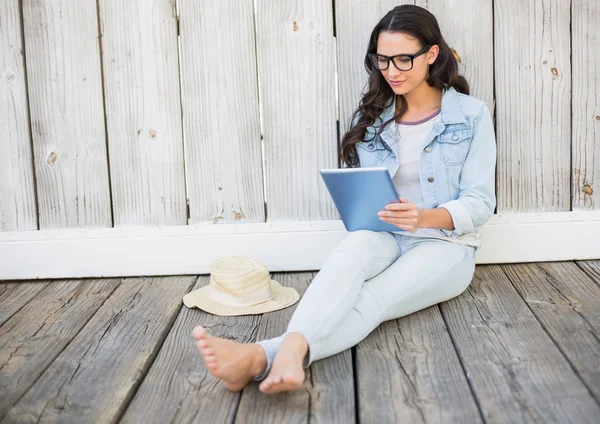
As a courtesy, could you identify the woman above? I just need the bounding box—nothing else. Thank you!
[192,4,496,394]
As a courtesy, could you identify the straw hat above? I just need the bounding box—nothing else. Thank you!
[183,256,300,316]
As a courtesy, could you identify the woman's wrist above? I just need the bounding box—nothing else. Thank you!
[419,208,454,230]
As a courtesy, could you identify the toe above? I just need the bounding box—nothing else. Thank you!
[259,379,272,392]
[192,326,207,340]
[195,341,207,356]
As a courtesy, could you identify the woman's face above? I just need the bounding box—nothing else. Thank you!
[376,31,439,96]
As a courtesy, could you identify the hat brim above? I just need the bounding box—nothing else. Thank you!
[183,280,300,316]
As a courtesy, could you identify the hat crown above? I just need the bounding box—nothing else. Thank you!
[210,256,271,297]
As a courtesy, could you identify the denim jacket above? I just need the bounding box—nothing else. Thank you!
[352,87,497,240]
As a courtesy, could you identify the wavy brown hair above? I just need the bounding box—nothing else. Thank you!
[340,5,469,167]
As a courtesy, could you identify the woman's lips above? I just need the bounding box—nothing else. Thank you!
[389,80,406,86]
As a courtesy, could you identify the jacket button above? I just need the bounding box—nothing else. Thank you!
[452,134,459,141]
[367,143,374,150]
[428,176,434,182]
[433,203,439,207]
[425,146,432,153]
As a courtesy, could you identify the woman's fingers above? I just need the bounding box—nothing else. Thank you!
[378,210,419,218]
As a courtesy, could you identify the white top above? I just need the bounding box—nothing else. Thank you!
[391,113,479,247]
[392,115,439,209]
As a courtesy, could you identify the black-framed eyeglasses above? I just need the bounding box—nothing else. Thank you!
[368,45,430,71]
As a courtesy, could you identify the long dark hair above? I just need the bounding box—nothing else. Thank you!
[340,5,469,167]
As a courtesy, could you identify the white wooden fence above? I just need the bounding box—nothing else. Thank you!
[1,0,599,279]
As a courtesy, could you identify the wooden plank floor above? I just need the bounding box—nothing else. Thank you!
[1,262,599,424]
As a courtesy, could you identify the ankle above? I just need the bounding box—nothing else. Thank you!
[283,332,309,357]
[250,344,268,376]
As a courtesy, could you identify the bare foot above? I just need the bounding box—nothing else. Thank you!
[259,332,308,394]
[192,326,267,392]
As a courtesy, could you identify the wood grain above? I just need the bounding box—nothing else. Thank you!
[494,0,571,213]
[121,276,262,424]
[2,276,195,423]
[571,0,600,210]
[0,281,48,327]
[0,0,37,231]
[178,0,265,225]
[98,0,186,225]
[577,260,600,288]
[415,0,494,111]
[502,262,600,401]
[21,0,112,229]
[0,279,120,420]
[335,0,413,132]
[357,305,481,424]
[441,265,600,423]
[256,0,338,221]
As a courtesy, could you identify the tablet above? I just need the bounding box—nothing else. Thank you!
[320,167,401,232]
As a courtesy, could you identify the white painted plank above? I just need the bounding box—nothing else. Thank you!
[256,0,338,221]
[415,0,494,111]
[178,0,265,224]
[495,0,571,213]
[1,212,600,280]
[335,0,414,132]
[0,0,37,231]
[98,0,186,225]
[572,0,600,210]
[21,0,112,229]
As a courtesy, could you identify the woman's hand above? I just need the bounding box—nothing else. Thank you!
[378,198,422,232]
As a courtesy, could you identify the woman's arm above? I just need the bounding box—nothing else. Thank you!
[378,199,454,232]
[437,104,497,237]
[379,103,497,234]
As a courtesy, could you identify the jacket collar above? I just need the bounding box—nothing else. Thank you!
[366,86,467,136]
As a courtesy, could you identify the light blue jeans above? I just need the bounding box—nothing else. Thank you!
[254,230,476,380]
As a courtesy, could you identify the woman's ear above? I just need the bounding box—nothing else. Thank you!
[427,45,440,64]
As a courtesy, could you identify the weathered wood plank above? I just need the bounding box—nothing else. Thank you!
[21,0,112,229]
[572,0,600,210]
[2,276,195,423]
[577,260,600,288]
[441,265,600,423]
[0,281,48,327]
[415,0,494,110]
[502,262,600,402]
[236,272,355,423]
[357,305,481,424]
[0,0,37,231]
[256,1,338,221]
[178,0,265,225]
[495,0,571,213]
[335,0,413,132]
[98,0,186,226]
[121,276,261,424]
[0,279,120,420]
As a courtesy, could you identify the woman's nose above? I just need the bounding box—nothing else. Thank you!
[387,65,401,78]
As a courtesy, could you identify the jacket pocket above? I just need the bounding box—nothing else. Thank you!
[438,130,471,166]
[356,140,391,167]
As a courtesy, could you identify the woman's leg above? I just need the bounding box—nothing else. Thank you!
[259,237,475,393]
[193,230,400,391]
[255,230,401,391]
[307,237,475,363]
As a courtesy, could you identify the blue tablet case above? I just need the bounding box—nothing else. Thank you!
[320,167,401,232]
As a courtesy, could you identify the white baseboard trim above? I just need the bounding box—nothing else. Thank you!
[1,212,599,280]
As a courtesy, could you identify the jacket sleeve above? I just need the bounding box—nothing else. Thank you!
[438,104,497,236]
